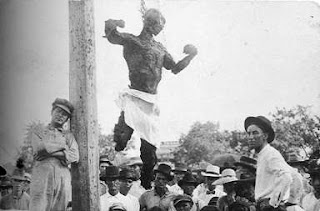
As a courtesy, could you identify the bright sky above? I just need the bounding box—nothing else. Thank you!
[1,0,320,163]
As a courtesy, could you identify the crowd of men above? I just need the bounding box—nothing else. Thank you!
[0,99,319,211]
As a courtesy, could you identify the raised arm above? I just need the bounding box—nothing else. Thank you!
[163,44,198,74]
[103,19,128,45]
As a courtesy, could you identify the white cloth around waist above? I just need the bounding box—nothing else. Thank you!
[116,88,161,148]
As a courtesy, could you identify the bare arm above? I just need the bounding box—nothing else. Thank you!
[103,19,127,45]
[164,44,198,74]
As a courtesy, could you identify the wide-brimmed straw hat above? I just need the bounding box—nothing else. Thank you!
[244,116,275,143]
[201,164,221,177]
[212,168,237,185]
[154,163,174,181]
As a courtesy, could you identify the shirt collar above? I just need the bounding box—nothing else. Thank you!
[257,143,270,157]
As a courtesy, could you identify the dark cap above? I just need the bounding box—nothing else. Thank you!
[52,98,74,115]
[173,194,194,207]
[244,116,275,143]
[178,172,198,187]
[234,156,257,171]
[119,168,138,181]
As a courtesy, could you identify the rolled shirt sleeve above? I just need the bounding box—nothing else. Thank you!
[64,133,79,164]
[267,154,292,207]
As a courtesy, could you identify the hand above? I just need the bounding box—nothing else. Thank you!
[183,44,198,56]
[34,149,50,160]
[115,19,125,28]
[269,190,282,208]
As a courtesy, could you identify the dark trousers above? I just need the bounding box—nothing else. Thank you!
[113,111,157,189]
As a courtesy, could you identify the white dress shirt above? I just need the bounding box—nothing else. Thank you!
[100,192,136,211]
[255,144,292,207]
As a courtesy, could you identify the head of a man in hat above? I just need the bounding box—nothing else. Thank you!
[0,176,13,197]
[244,116,275,153]
[178,171,198,196]
[51,98,74,128]
[173,194,194,211]
[126,157,143,179]
[119,167,138,196]
[173,163,188,184]
[234,156,256,179]
[103,166,121,196]
[154,163,173,191]
[201,164,221,191]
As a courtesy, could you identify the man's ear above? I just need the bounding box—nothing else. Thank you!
[263,132,268,141]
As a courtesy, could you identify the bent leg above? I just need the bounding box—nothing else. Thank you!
[113,111,134,151]
[140,139,157,190]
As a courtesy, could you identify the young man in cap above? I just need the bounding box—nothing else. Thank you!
[104,8,197,190]
[139,163,176,211]
[193,164,226,205]
[100,166,135,211]
[119,168,140,211]
[100,155,112,196]
[173,194,194,211]
[0,160,30,210]
[245,116,292,211]
[29,98,79,211]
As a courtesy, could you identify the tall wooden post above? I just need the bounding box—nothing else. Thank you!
[69,0,100,210]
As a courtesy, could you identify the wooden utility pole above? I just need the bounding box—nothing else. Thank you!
[69,0,100,210]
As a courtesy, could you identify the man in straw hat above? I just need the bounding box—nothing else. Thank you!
[29,98,79,211]
[193,164,226,205]
[139,163,176,210]
[104,7,198,190]
[0,159,30,210]
[213,168,238,211]
[245,116,293,211]
[173,194,194,211]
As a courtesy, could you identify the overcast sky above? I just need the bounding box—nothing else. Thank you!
[1,0,320,163]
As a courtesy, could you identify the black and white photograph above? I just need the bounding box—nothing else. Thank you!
[0,0,320,210]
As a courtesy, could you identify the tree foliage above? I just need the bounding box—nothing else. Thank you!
[173,121,237,166]
[270,105,320,158]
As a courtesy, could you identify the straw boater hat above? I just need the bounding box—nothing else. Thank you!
[234,156,257,172]
[212,168,238,185]
[154,163,174,181]
[178,172,199,187]
[201,164,221,177]
[52,98,74,116]
[244,116,275,143]
[99,155,113,166]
